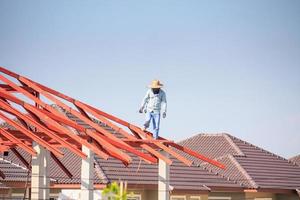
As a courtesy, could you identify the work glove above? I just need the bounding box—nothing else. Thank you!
[139,108,144,113]
[162,112,166,118]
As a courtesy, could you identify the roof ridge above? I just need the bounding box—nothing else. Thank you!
[177,133,202,143]
[222,133,245,156]
[94,158,109,184]
[227,154,258,189]
[200,154,258,189]
[290,161,300,168]
[179,132,246,157]
[228,134,292,163]
[177,132,232,143]
[289,155,300,167]
[197,163,244,188]
[289,155,300,160]
[199,133,229,137]
[0,157,28,171]
[53,104,111,129]
[204,154,230,162]
[199,155,245,188]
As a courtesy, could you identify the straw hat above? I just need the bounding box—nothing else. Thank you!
[148,80,163,88]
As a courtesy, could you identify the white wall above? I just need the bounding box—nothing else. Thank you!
[58,189,102,200]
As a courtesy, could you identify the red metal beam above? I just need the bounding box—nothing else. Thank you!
[50,152,73,179]
[0,88,109,160]
[94,86,217,167]
[0,145,10,152]
[43,104,146,155]
[0,96,30,131]
[0,169,5,179]
[0,127,36,156]
[0,141,16,146]
[0,76,127,163]
[0,74,48,108]
[80,102,130,127]
[75,103,157,164]
[0,84,35,93]
[141,128,225,168]
[0,88,24,105]
[20,77,133,164]
[23,104,110,161]
[128,125,193,165]
[0,66,226,169]
[11,148,30,169]
[2,130,64,141]
[0,112,63,157]
[74,101,160,163]
[164,142,226,169]
[122,139,172,143]
[2,70,219,167]
[0,100,87,159]
[5,75,172,163]
[1,80,156,165]
[0,67,19,78]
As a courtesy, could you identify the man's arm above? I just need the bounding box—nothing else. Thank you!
[161,91,167,118]
[139,90,150,113]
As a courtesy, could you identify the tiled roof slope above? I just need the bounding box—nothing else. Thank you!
[53,107,242,190]
[64,111,243,190]
[0,147,241,191]
[3,107,298,191]
[0,147,105,184]
[201,154,257,188]
[0,158,28,182]
[0,109,241,190]
[230,135,300,190]
[0,182,9,189]
[179,134,244,159]
[289,155,300,167]
[95,153,241,191]
[180,133,300,190]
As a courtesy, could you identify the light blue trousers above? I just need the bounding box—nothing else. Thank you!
[144,112,161,139]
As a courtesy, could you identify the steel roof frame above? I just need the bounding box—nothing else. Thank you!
[0,66,225,179]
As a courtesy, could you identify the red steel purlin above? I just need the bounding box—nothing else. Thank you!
[0,66,225,179]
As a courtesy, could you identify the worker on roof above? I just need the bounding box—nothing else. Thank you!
[139,80,167,139]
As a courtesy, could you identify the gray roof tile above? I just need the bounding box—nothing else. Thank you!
[183,133,300,190]
[289,155,300,167]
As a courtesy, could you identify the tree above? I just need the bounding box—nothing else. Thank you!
[102,181,128,200]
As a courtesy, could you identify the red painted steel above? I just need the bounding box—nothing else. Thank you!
[20,77,134,163]
[0,100,87,159]
[0,112,63,157]
[11,148,30,169]
[0,88,109,160]
[165,142,226,169]
[23,104,110,160]
[74,101,160,163]
[0,66,225,179]
[50,152,73,179]
[0,127,36,156]
[13,77,131,164]
[0,169,5,179]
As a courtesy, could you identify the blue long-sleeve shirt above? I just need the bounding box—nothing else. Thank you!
[140,89,167,114]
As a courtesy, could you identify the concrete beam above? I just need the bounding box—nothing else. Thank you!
[31,142,50,200]
[80,145,94,200]
[158,151,170,200]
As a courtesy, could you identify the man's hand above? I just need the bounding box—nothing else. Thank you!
[139,108,144,113]
[162,112,166,118]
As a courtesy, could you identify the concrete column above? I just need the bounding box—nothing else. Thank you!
[158,151,170,200]
[31,142,50,200]
[80,145,94,200]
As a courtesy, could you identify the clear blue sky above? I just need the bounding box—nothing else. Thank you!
[1,0,299,158]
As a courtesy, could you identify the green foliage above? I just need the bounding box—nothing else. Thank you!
[102,182,127,200]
